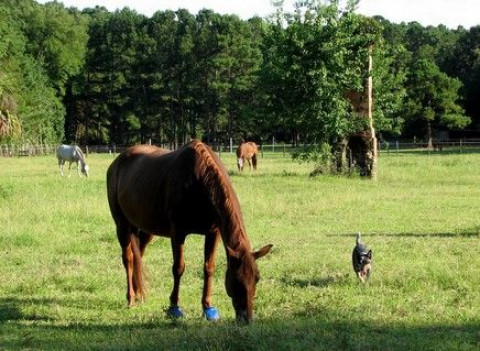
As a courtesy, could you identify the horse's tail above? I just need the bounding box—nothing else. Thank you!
[252,153,257,170]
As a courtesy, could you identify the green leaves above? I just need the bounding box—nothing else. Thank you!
[405,49,469,137]
[3,0,478,150]
[0,0,88,144]
[260,1,387,147]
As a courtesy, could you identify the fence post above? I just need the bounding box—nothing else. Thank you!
[396,140,399,153]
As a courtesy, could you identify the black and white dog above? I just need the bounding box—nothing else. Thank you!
[352,233,372,283]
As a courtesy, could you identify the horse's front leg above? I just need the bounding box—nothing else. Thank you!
[168,236,186,318]
[58,160,64,176]
[202,229,220,321]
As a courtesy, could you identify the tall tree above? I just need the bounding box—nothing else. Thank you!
[443,26,480,129]
[1,0,87,144]
[260,0,403,176]
[74,8,146,145]
[20,1,88,96]
[404,47,470,148]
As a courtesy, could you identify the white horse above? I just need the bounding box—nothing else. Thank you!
[56,144,89,177]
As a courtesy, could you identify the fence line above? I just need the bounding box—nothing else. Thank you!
[0,144,57,157]
[2,140,480,157]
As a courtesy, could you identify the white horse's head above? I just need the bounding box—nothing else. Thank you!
[81,164,89,177]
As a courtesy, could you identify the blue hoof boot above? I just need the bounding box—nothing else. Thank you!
[167,306,185,319]
[204,306,220,321]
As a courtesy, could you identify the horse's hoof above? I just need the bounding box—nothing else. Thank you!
[204,306,220,321]
[167,306,185,319]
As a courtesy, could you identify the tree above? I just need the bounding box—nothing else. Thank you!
[20,1,89,96]
[260,0,403,177]
[71,7,146,145]
[0,0,87,144]
[443,26,480,129]
[206,14,263,145]
[404,48,470,148]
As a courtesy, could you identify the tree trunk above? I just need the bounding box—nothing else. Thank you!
[0,112,10,137]
[345,45,378,180]
[334,138,348,174]
[426,121,434,150]
[367,46,378,180]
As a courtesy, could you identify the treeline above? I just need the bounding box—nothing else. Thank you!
[1,0,479,154]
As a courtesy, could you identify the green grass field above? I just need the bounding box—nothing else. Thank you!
[1,150,479,350]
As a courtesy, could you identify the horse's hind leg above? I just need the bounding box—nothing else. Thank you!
[117,224,144,307]
[118,228,135,307]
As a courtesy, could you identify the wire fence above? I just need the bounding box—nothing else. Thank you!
[2,140,480,158]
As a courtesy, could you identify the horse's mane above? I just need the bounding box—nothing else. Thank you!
[190,141,251,253]
[74,145,87,164]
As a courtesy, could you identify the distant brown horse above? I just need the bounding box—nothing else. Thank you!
[106,140,272,323]
[236,142,258,171]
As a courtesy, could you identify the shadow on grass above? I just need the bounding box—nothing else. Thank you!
[228,170,302,178]
[330,230,480,238]
[382,147,480,156]
[281,273,350,288]
[1,296,478,351]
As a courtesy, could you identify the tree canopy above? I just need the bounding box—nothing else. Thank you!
[1,0,478,163]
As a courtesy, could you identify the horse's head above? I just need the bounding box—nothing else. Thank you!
[237,158,243,171]
[225,244,272,323]
[81,164,89,177]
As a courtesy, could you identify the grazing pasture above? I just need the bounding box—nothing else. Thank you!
[0,150,479,350]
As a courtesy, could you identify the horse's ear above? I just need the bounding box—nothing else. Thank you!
[226,245,241,259]
[253,244,273,260]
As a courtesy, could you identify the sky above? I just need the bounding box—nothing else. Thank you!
[35,0,479,29]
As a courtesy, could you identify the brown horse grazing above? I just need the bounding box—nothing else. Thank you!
[236,142,259,171]
[106,140,272,323]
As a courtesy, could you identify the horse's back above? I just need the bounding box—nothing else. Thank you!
[107,145,172,186]
[107,141,219,236]
[57,144,72,160]
[56,144,67,157]
[247,142,258,155]
[237,142,258,158]
[57,144,82,160]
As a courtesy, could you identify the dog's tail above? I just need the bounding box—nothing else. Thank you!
[356,232,362,245]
